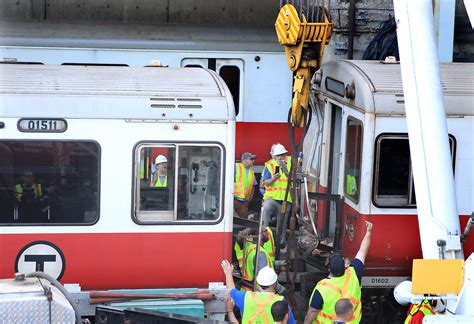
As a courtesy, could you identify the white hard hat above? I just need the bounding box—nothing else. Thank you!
[256,266,278,286]
[393,280,413,306]
[273,144,287,156]
[155,155,167,164]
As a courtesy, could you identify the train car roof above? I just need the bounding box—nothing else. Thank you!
[0,20,283,53]
[0,64,235,121]
[315,60,474,116]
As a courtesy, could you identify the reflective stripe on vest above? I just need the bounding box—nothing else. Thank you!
[15,183,42,201]
[234,241,250,271]
[404,300,434,324]
[234,163,255,200]
[309,267,362,324]
[262,227,275,266]
[154,175,167,187]
[263,157,292,203]
[242,292,284,324]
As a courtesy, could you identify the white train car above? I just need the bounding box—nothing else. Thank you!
[303,60,474,287]
[0,20,295,168]
[0,64,235,290]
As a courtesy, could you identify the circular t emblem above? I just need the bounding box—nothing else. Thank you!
[15,241,66,280]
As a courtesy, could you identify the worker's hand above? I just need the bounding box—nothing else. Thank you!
[221,260,234,276]
[365,221,373,233]
[225,294,235,312]
[274,173,281,180]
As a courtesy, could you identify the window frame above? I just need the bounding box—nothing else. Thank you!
[372,133,456,208]
[132,141,226,225]
[343,116,364,204]
[0,139,101,226]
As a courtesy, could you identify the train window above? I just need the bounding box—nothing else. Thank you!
[219,65,240,116]
[0,141,100,225]
[373,134,456,208]
[344,118,363,203]
[134,143,222,223]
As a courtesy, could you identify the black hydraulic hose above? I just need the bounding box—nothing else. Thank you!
[25,272,81,324]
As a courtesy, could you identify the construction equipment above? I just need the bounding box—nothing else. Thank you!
[89,290,215,305]
[275,0,333,127]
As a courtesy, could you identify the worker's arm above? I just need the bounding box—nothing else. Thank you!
[355,221,373,264]
[304,307,320,324]
[221,260,236,289]
[225,294,239,324]
[264,173,281,187]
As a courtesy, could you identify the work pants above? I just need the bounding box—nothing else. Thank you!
[262,198,291,246]
[234,198,250,218]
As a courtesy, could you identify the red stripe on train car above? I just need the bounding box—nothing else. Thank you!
[0,232,232,290]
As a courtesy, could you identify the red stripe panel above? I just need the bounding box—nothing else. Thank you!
[236,122,303,165]
[0,232,232,290]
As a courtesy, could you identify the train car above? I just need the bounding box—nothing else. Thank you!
[303,60,474,288]
[0,20,295,169]
[0,64,235,290]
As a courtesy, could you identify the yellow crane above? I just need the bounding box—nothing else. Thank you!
[275,1,333,127]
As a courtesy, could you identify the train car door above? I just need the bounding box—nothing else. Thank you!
[181,58,243,121]
[324,102,343,238]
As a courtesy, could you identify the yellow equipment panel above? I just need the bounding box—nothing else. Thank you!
[412,259,464,294]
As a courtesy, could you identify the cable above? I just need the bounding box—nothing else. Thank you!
[25,272,82,324]
[363,17,399,61]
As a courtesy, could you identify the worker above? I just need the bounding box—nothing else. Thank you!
[234,152,257,218]
[334,298,354,323]
[404,300,435,324]
[15,169,50,222]
[239,228,273,290]
[271,299,290,323]
[150,155,168,187]
[304,221,373,324]
[221,260,296,324]
[234,226,275,272]
[261,143,292,247]
[15,169,42,202]
[260,144,276,196]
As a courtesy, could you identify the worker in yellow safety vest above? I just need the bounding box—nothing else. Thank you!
[304,221,373,324]
[405,300,435,324]
[261,143,292,247]
[151,155,168,187]
[221,260,296,324]
[235,226,275,273]
[234,152,257,218]
[241,233,273,291]
[15,170,42,202]
[346,174,358,196]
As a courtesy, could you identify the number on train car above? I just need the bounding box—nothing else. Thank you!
[18,118,67,133]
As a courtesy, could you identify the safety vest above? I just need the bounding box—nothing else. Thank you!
[263,157,292,203]
[404,300,434,324]
[309,267,362,323]
[234,241,251,271]
[234,163,255,200]
[346,174,357,196]
[242,292,283,324]
[242,243,273,287]
[154,175,167,187]
[262,227,275,266]
[15,183,42,201]
[260,159,272,196]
